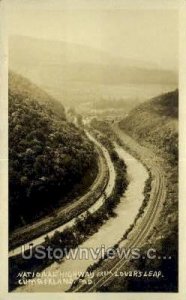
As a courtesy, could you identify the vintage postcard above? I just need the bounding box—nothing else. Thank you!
[0,0,185,299]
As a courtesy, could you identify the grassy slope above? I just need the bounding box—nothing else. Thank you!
[120,90,178,164]
[9,72,98,232]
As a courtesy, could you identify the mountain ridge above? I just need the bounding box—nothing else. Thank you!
[9,35,177,98]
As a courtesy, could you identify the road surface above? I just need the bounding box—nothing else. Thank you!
[9,132,115,257]
[71,126,166,292]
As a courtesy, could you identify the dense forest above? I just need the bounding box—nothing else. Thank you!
[9,72,98,232]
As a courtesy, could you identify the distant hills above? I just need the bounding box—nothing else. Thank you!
[9,36,177,105]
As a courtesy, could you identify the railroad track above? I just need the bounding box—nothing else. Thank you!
[9,132,112,257]
[71,134,166,292]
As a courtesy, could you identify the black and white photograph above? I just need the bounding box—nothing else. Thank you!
[0,0,184,297]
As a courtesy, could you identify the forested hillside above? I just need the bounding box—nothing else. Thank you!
[9,72,98,232]
[9,72,66,118]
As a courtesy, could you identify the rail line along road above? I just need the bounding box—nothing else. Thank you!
[9,132,116,257]
[71,125,166,292]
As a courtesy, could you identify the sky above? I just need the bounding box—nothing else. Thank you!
[7,0,178,71]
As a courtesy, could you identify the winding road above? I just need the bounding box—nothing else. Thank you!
[9,132,115,257]
[71,126,166,292]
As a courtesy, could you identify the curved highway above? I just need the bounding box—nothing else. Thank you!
[71,126,166,292]
[9,132,116,257]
